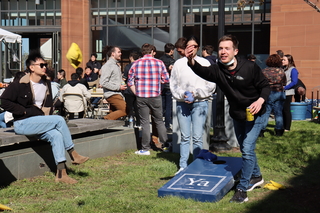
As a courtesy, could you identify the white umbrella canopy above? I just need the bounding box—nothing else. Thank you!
[0,28,22,43]
[40,38,52,60]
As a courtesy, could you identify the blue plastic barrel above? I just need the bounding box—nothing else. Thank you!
[290,102,308,120]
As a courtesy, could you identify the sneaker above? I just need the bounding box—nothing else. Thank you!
[166,128,173,133]
[247,175,264,191]
[134,150,150,155]
[175,167,185,175]
[229,189,248,203]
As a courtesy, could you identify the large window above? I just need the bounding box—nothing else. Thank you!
[0,0,61,26]
[90,0,271,60]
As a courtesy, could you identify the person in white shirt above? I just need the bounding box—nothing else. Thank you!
[170,36,216,175]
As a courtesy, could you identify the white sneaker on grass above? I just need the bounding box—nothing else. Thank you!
[134,150,150,155]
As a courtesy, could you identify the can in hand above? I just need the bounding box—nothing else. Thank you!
[246,107,254,121]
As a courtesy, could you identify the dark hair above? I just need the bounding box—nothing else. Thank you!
[46,68,55,81]
[186,35,200,47]
[71,73,79,81]
[284,54,296,68]
[247,54,256,61]
[57,69,66,78]
[13,71,26,82]
[129,49,142,61]
[85,66,93,71]
[103,46,120,58]
[276,50,284,58]
[203,45,214,55]
[164,43,175,53]
[218,34,239,49]
[25,49,45,73]
[265,54,282,67]
[76,67,84,77]
[141,43,155,55]
[175,37,187,50]
[91,53,97,58]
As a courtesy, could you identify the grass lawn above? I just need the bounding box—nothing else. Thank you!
[0,120,320,213]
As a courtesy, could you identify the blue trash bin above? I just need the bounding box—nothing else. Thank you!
[290,102,308,120]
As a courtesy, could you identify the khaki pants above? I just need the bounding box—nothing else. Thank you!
[104,94,127,120]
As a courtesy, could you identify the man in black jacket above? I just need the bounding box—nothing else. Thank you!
[0,50,89,184]
[186,35,270,203]
[159,43,175,132]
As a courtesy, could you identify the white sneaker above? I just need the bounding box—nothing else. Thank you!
[175,167,185,175]
[134,150,150,155]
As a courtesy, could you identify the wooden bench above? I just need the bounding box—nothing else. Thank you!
[0,118,137,185]
[0,118,124,147]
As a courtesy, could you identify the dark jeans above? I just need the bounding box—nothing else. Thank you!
[283,95,293,130]
[137,95,167,151]
[124,93,140,126]
[161,87,172,129]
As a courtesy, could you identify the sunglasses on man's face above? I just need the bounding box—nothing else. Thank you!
[33,63,48,68]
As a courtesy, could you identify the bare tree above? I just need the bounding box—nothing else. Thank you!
[236,0,265,9]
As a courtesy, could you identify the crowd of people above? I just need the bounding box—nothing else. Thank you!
[0,34,308,204]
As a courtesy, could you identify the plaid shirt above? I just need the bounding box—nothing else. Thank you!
[128,54,169,98]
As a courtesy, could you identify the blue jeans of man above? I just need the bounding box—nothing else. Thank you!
[177,101,208,169]
[137,95,167,151]
[0,112,9,128]
[233,115,263,192]
[13,115,74,165]
[261,91,286,130]
[161,87,172,129]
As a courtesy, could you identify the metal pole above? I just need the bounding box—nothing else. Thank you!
[0,42,2,82]
[251,2,255,54]
[170,0,180,60]
[210,0,231,152]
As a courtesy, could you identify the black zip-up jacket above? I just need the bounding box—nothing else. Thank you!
[189,56,270,121]
[0,73,53,121]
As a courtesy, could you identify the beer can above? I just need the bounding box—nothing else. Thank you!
[246,107,254,121]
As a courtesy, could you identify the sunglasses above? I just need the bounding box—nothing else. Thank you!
[33,63,48,68]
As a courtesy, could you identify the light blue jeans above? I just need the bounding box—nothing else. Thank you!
[14,115,74,165]
[261,91,286,130]
[233,115,263,192]
[0,112,8,128]
[177,101,208,169]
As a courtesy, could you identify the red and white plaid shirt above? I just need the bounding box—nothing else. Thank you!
[128,54,169,98]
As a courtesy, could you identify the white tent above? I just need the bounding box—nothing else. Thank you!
[0,28,22,43]
[0,28,22,81]
[41,38,52,60]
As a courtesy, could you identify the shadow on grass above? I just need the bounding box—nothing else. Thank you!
[67,168,89,177]
[247,127,320,213]
[247,155,320,213]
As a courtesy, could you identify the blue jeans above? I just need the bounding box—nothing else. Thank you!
[233,115,263,191]
[177,101,208,169]
[261,91,286,130]
[0,112,9,128]
[14,115,74,165]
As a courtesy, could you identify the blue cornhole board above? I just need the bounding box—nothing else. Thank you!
[158,157,242,202]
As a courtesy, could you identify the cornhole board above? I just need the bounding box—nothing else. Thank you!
[158,157,242,202]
